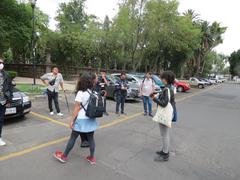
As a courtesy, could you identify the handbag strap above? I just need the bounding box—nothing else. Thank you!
[167,88,171,102]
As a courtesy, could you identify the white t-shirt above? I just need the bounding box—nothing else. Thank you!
[75,90,91,119]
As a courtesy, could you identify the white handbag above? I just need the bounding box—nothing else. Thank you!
[153,88,173,128]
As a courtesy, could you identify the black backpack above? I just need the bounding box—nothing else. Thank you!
[81,90,105,119]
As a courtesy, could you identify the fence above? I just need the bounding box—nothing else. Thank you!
[5,64,125,80]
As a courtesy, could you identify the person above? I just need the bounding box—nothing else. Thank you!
[0,58,13,146]
[54,73,99,165]
[96,70,109,116]
[140,72,155,117]
[115,72,129,115]
[151,71,176,162]
[41,66,64,116]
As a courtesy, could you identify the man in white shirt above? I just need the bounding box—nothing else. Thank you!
[41,66,64,116]
[140,72,155,117]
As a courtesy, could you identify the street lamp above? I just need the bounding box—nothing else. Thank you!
[30,0,37,85]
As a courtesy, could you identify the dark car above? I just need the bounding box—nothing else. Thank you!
[5,88,32,119]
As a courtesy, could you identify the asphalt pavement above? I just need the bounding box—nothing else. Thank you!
[0,83,239,180]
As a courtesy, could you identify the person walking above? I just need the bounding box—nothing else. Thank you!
[54,73,99,165]
[41,66,64,116]
[140,72,155,117]
[0,58,13,146]
[115,72,128,115]
[151,71,176,162]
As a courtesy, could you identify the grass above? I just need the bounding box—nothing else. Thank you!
[16,84,46,94]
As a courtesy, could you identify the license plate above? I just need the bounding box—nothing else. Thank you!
[5,107,17,115]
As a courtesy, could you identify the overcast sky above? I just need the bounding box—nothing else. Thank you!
[37,0,240,55]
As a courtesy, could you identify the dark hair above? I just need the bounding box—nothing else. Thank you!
[146,72,152,75]
[51,66,58,71]
[120,72,126,76]
[160,71,175,85]
[100,70,106,73]
[76,72,96,92]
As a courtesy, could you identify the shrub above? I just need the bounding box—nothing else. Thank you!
[6,71,18,79]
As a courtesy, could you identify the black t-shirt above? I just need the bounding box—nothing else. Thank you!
[99,77,107,91]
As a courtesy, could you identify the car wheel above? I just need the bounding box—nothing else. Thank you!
[198,84,204,89]
[177,86,184,92]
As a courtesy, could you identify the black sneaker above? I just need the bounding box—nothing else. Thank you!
[154,152,169,162]
[81,141,90,148]
[149,113,153,117]
[121,112,127,115]
[156,150,165,156]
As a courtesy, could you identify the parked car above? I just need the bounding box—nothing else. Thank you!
[128,73,161,93]
[105,75,139,101]
[210,78,222,83]
[189,77,206,89]
[207,78,217,84]
[199,78,212,85]
[174,79,190,92]
[5,88,32,119]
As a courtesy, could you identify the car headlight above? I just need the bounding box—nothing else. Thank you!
[23,96,30,103]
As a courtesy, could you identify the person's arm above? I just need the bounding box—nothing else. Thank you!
[5,74,13,107]
[59,74,64,91]
[102,76,109,86]
[152,88,169,107]
[40,74,48,86]
[69,102,80,129]
[115,81,121,90]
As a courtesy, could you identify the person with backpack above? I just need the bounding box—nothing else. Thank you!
[151,71,177,162]
[140,72,155,117]
[0,58,13,146]
[54,73,104,165]
[115,72,129,115]
[41,66,64,116]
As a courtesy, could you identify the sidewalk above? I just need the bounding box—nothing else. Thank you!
[14,77,76,91]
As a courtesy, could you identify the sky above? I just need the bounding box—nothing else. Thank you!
[36,0,240,55]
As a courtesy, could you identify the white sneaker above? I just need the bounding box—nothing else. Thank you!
[0,138,6,146]
[57,113,63,116]
[49,112,54,116]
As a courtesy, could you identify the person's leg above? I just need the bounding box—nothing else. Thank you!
[142,96,148,114]
[53,92,61,113]
[103,96,109,115]
[86,132,95,157]
[148,97,153,115]
[63,131,80,157]
[155,123,170,161]
[80,133,89,147]
[0,105,6,138]
[116,95,121,113]
[159,123,170,153]
[48,92,53,112]
[121,95,126,113]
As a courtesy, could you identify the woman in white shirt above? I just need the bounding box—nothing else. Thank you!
[54,73,99,165]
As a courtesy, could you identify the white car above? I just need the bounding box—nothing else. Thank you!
[189,77,206,89]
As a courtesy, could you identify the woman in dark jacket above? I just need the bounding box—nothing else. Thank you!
[151,71,176,162]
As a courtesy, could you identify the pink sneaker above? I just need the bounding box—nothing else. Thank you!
[86,156,96,165]
[54,151,67,163]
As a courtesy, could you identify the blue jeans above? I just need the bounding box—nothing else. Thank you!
[142,96,152,114]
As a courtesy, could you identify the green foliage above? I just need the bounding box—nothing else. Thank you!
[0,0,227,78]
[229,50,240,76]
[6,71,18,79]
[16,84,45,94]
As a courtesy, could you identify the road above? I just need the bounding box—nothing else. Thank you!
[0,83,239,180]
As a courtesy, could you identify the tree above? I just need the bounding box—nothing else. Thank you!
[229,50,240,76]
[56,0,87,32]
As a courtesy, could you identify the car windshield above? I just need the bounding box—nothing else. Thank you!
[152,75,162,84]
